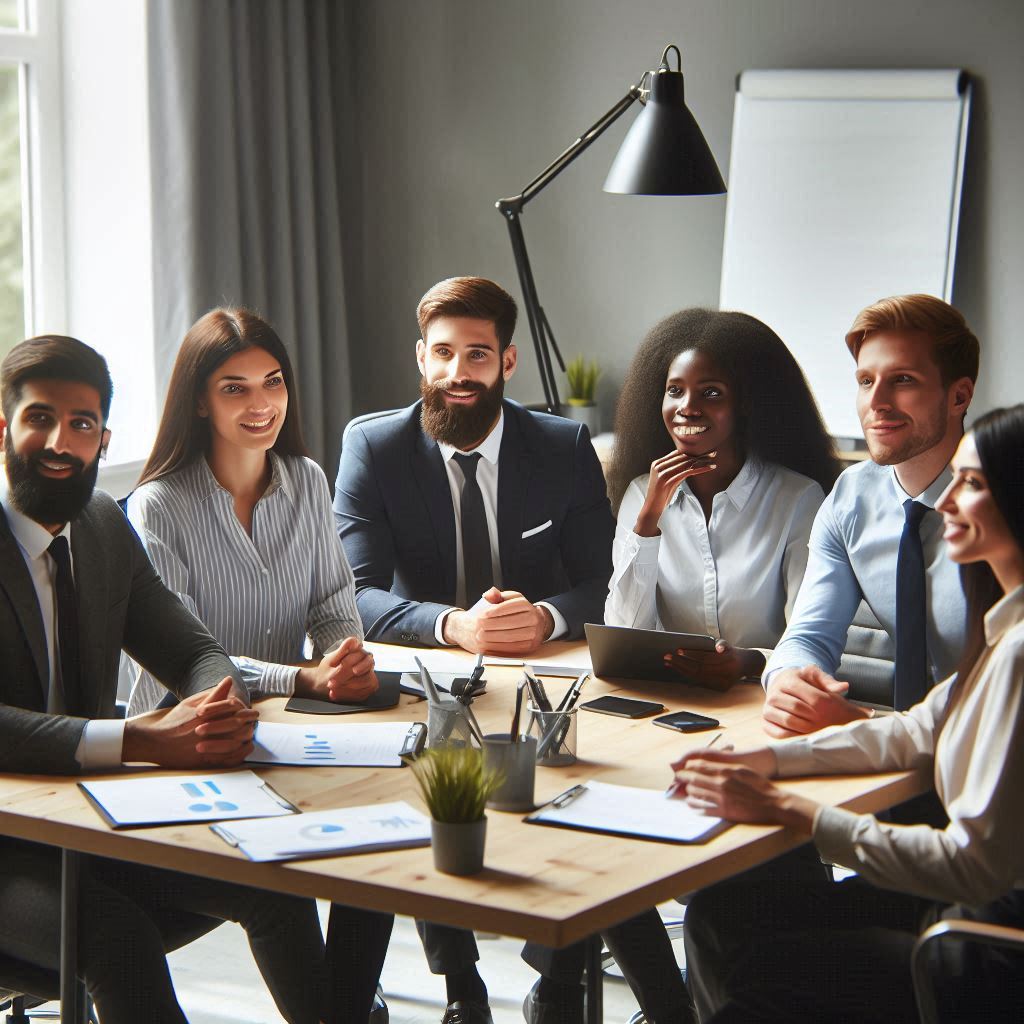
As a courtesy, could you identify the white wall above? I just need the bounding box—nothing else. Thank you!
[337,0,1024,436]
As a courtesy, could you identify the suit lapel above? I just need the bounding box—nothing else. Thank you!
[70,503,108,718]
[0,508,50,707]
[412,424,458,601]
[497,405,531,585]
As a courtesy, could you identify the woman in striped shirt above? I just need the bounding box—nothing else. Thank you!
[126,307,392,1023]
[126,307,377,714]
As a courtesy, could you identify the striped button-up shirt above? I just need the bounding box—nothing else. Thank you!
[125,452,362,714]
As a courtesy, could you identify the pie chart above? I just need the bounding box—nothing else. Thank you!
[299,823,346,841]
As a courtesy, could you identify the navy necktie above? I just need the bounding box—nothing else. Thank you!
[48,535,82,715]
[453,453,493,605]
[894,499,929,710]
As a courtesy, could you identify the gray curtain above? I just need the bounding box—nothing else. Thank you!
[148,0,354,468]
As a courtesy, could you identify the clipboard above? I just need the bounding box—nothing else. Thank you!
[79,770,298,829]
[247,721,426,767]
[524,780,728,844]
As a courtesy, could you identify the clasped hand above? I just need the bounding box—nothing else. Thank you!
[122,677,258,768]
[762,665,872,738]
[444,587,554,655]
[296,636,379,703]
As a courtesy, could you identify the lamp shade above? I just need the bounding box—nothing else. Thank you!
[603,67,726,196]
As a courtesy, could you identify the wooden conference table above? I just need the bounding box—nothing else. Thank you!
[0,640,927,1023]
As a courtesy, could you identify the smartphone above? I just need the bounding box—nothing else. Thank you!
[652,710,720,732]
[581,695,665,719]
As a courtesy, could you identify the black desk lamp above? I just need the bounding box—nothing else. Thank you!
[496,45,726,414]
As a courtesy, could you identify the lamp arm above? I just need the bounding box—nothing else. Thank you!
[496,82,644,413]
[497,83,644,212]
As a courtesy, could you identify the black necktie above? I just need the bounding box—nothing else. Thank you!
[894,499,929,710]
[48,536,82,715]
[453,453,493,605]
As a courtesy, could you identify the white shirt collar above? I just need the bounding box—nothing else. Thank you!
[0,473,71,559]
[984,583,1024,646]
[437,408,505,466]
[675,456,763,512]
[888,463,953,509]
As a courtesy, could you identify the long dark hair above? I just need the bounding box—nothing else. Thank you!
[946,405,1024,705]
[606,309,840,511]
[138,308,309,487]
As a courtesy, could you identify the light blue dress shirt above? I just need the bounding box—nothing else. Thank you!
[765,459,966,688]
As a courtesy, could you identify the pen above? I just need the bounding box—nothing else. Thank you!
[556,671,589,713]
[414,657,443,706]
[509,679,526,742]
[526,670,553,713]
[664,732,725,798]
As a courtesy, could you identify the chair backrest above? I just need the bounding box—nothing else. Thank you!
[835,600,895,707]
[341,409,403,452]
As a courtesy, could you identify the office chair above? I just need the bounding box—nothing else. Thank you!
[0,954,94,1023]
[912,918,1024,1024]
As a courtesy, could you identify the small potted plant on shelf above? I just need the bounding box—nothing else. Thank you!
[564,355,601,434]
[409,746,503,876]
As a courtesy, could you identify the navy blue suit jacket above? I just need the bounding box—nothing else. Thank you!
[333,400,614,645]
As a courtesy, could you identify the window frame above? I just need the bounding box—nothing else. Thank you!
[0,0,67,339]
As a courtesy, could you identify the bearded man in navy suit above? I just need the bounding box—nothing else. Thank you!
[334,276,614,657]
[333,277,615,1023]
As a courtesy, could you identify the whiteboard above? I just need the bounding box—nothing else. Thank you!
[719,69,970,438]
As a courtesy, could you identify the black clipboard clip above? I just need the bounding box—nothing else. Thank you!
[400,722,428,759]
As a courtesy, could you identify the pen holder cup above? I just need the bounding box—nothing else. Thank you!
[427,703,480,750]
[482,734,537,812]
[528,704,578,767]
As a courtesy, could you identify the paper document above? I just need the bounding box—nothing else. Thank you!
[365,643,591,676]
[80,770,296,829]
[247,722,425,767]
[527,780,727,844]
[211,800,431,862]
[367,646,476,675]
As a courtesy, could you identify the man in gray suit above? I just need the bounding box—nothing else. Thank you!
[0,336,331,1024]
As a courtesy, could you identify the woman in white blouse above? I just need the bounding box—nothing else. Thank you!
[674,404,1024,1022]
[127,307,391,1023]
[604,309,839,687]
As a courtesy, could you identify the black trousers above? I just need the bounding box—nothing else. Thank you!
[415,919,479,975]
[0,838,330,1024]
[522,908,692,1023]
[0,838,395,1024]
[684,862,1024,1023]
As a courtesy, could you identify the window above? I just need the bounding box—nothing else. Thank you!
[0,0,66,361]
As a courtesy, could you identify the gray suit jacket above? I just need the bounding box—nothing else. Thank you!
[0,489,242,775]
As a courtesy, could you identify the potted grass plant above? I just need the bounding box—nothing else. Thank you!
[564,355,601,434]
[409,746,503,875]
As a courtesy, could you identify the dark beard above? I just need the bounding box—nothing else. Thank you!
[4,434,100,526]
[420,375,504,449]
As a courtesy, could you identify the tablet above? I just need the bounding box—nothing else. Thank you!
[584,623,718,686]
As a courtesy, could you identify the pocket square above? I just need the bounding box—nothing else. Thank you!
[521,520,553,539]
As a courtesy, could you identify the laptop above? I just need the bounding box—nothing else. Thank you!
[584,623,718,685]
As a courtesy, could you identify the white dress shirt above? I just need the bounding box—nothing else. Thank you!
[765,460,965,687]
[773,584,1024,906]
[433,409,567,642]
[0,480,125,768]
[606,460,824,650]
